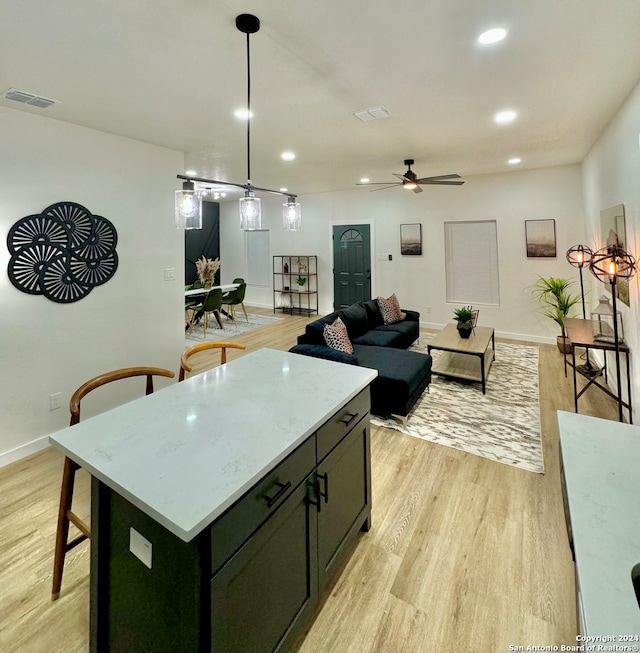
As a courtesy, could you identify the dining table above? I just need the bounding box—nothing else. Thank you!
[185,282,240,330]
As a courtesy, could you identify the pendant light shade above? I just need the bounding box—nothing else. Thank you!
[239,190,261,230]
[283,197,301,231]
[175,181,202,229]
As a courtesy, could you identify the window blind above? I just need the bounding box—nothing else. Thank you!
[444,220,500,305]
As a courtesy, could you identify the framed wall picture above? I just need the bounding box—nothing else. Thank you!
[600,203,629,306]
[400,223,422,256]
[525,219,556,258]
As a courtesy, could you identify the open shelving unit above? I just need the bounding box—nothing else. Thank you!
[273,255,318,315]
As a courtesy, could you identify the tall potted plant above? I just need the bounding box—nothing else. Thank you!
[531,276,581,352]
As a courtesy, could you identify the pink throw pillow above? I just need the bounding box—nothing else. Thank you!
[377,294,406,324]
[323,317,354,354]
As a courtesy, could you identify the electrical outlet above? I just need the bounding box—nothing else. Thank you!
[164,268,176,281]
[50,392,62,411]
[130,528,153,569]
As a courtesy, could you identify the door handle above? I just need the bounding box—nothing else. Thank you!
[263,480,292,508]
[318,472,329,504]
[339,412,359,428]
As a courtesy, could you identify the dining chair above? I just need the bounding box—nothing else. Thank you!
[179,341,247,381]
[52,366,175,600]
[194,288,224,337]
[185,285,200,330]
[222,281,248,322]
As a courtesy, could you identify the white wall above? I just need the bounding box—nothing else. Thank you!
[221,164,585,343]
[581,79,640,422]
[0,108,185,466]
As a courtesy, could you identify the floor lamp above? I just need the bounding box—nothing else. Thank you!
[566,244,599,376]
[589,245,637,422]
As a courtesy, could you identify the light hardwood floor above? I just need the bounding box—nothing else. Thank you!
[0,308,620,652]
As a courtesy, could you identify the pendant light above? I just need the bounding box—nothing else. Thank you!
[175,180,202,229]
[237,14,262,231]
[175,14,300,230]
[283,196,301,231]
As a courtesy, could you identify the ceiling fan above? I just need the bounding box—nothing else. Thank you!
[358,159,464,194]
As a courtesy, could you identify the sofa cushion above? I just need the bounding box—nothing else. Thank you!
[374,319,420,348]
[338,302,369,339]
[362,299,384,327]
[377,294,406,324]
[354,345,432,417]
[352,328,404,348]
[289,344,359,366]
[323,317,354,354]
[303,312,339,345]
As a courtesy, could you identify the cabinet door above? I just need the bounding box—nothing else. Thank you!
[316,419,371,593]
[211,476,318,653]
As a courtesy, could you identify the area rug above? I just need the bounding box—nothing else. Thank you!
[186,313,282,344]
[371,336,544,474]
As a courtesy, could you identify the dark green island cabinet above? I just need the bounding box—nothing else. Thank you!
[49,349,376,653]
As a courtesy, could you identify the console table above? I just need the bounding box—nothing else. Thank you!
[49,349,377,652]
[563,317,632,423]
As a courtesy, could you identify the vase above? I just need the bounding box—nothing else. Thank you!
[457,322,473,338]
[204,281,212,290]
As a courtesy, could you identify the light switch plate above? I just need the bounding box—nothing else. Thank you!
[129,527,152,569]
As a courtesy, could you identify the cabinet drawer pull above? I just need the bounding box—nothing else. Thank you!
[318,472,329,504]
[263,481,292,508]
[339,412,358,428]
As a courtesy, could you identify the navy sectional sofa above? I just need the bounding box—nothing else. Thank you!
[289,299,432,421]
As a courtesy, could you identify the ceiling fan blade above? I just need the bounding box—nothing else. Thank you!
[419,179,465,185]
[370,184,400,192]
[356,182,401,187]
[415,174,461,183]
[413,185,423,194]
[392,173,409,181]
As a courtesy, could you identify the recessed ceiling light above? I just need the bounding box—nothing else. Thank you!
[185,169,197,176]
[279,187,288,193]
[494,109,517,124]
[281,151,295,161]
[478,28,507,45]
[508,157,522,165]
[360,177,370,184]
[234,109,253,120]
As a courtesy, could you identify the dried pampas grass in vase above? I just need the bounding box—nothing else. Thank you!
[195,256,220,288]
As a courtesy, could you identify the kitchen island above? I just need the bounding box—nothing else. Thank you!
[558,410,640,637]
[49,348,377,652]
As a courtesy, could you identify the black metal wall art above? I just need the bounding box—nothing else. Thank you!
[7,202,118,303]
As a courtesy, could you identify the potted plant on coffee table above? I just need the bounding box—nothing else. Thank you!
[531,276,581,352]
[453,306,475,339]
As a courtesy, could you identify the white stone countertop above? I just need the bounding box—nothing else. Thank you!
[49,348,377,542]
[557,410,640,636]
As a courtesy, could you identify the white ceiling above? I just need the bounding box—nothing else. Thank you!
[2,0,640,198]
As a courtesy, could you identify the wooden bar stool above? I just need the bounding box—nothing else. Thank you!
[179,341,247,381]
[51,366,175,600]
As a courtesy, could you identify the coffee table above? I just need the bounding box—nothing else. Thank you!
[427,324,495,394]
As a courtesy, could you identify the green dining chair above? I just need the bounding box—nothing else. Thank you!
[222,281,248,322]
[194,288,224,338]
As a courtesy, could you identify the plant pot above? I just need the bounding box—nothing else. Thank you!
[557,335,571,354]
[457,322,473,339]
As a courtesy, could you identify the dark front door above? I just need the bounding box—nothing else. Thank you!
[332,224,371,309]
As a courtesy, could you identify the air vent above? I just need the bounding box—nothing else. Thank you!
[354,106,391,122]
[4,88,59,109]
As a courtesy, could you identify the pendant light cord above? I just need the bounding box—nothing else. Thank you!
[246,31,251,186]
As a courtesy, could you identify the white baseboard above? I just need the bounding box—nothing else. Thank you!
[419,321,556,346]
[0,435,50,469]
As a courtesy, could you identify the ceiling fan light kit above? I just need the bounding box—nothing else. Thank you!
[357,158,465,194]
[175,14,301,231]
